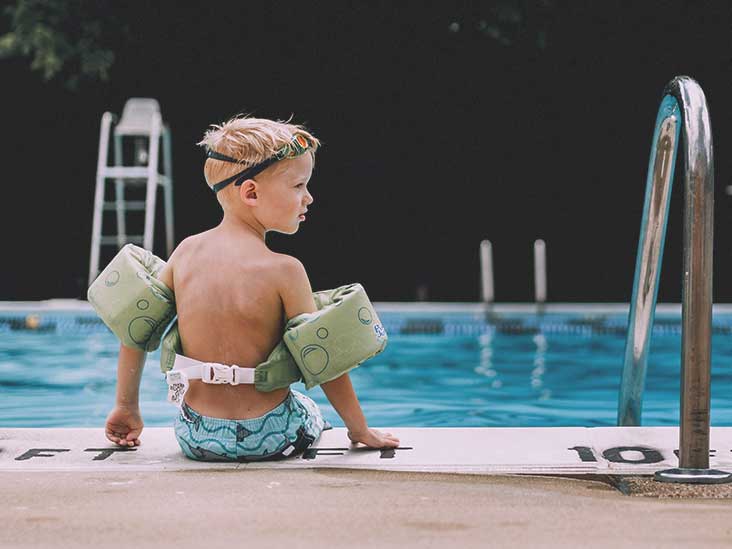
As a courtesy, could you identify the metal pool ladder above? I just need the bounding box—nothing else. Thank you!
[617,76,731,483]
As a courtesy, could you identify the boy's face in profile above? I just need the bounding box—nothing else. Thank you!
[246,153,314,235]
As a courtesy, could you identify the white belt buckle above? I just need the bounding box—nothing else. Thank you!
[199,363,254,385]
[229,365,252,385]
[202,363,234,384]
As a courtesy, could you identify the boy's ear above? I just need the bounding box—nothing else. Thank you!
[238,179,258,204]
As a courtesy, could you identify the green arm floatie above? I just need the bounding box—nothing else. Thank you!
[87,244,176,351]
[283,283,387,389]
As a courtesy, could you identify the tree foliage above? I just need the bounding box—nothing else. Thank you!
[0,1,554,92]
[0,0,128,90]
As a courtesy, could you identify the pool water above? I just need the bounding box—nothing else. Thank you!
[2,309,732,428]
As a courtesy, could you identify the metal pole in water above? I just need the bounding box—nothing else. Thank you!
[534,239,547,304]
[480,240,494,304]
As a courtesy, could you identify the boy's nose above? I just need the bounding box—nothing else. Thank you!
[305,191,314,205]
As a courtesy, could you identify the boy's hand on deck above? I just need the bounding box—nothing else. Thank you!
[347,428,400,449]
[105,405,143,447]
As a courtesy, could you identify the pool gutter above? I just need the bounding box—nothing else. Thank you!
[4,298,732,315]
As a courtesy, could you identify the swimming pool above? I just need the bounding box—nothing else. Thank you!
[2,303,732,428]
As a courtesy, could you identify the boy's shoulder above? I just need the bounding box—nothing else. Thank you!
[168,231,207,257]
[268,253,312,303]
[170,233,305,277]
[271,252,308,278]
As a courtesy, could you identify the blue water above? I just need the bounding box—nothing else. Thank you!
[2,310,732,428]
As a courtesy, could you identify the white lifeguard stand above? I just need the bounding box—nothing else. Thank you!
[88,98,174,286]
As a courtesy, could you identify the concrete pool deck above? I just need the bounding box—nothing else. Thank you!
[3,428,732,547]
[2,470,732,548]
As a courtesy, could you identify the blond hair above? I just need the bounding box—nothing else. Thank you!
[196,114,320,193]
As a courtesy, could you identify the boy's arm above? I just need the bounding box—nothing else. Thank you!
[115,344,147,407]
[105,343,146,446]
[278,256,399,448]
[320,374,398,448]
[319,373,367,434]
[105,256,175,446]
[113,259,174,407]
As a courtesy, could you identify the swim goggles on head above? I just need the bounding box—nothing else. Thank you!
[206,134,314,193]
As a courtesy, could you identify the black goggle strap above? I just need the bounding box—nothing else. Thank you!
[208,155,278,193]
[207,134,313,194]
[206,150,241,163]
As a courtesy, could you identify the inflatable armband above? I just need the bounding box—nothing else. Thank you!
[87,244,175,351]
[283,283,387,389]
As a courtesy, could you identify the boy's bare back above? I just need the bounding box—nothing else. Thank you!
[160,226,315,419]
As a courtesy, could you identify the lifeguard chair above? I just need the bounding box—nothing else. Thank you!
[88,98,174,286]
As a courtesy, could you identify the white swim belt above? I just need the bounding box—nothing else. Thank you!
[165,354,256,408]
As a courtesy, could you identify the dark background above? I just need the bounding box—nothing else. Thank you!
[2,1,732,303]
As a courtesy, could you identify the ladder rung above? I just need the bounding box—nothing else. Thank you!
[99,167,170,184]
[112,176,171,186]
[103,201,146,211]
[100,235,144,246]
[100,167,149,178]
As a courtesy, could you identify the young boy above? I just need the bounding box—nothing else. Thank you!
[103,115,399,460]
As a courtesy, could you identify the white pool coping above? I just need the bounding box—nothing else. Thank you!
[3,426,732,476]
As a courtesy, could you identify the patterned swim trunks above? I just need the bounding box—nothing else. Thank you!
[173,390,327,462]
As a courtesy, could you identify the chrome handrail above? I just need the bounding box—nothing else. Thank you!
[617,90,681,427]
[617,76,730,483]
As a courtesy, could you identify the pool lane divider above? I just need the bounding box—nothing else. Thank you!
[2,427,732,475]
